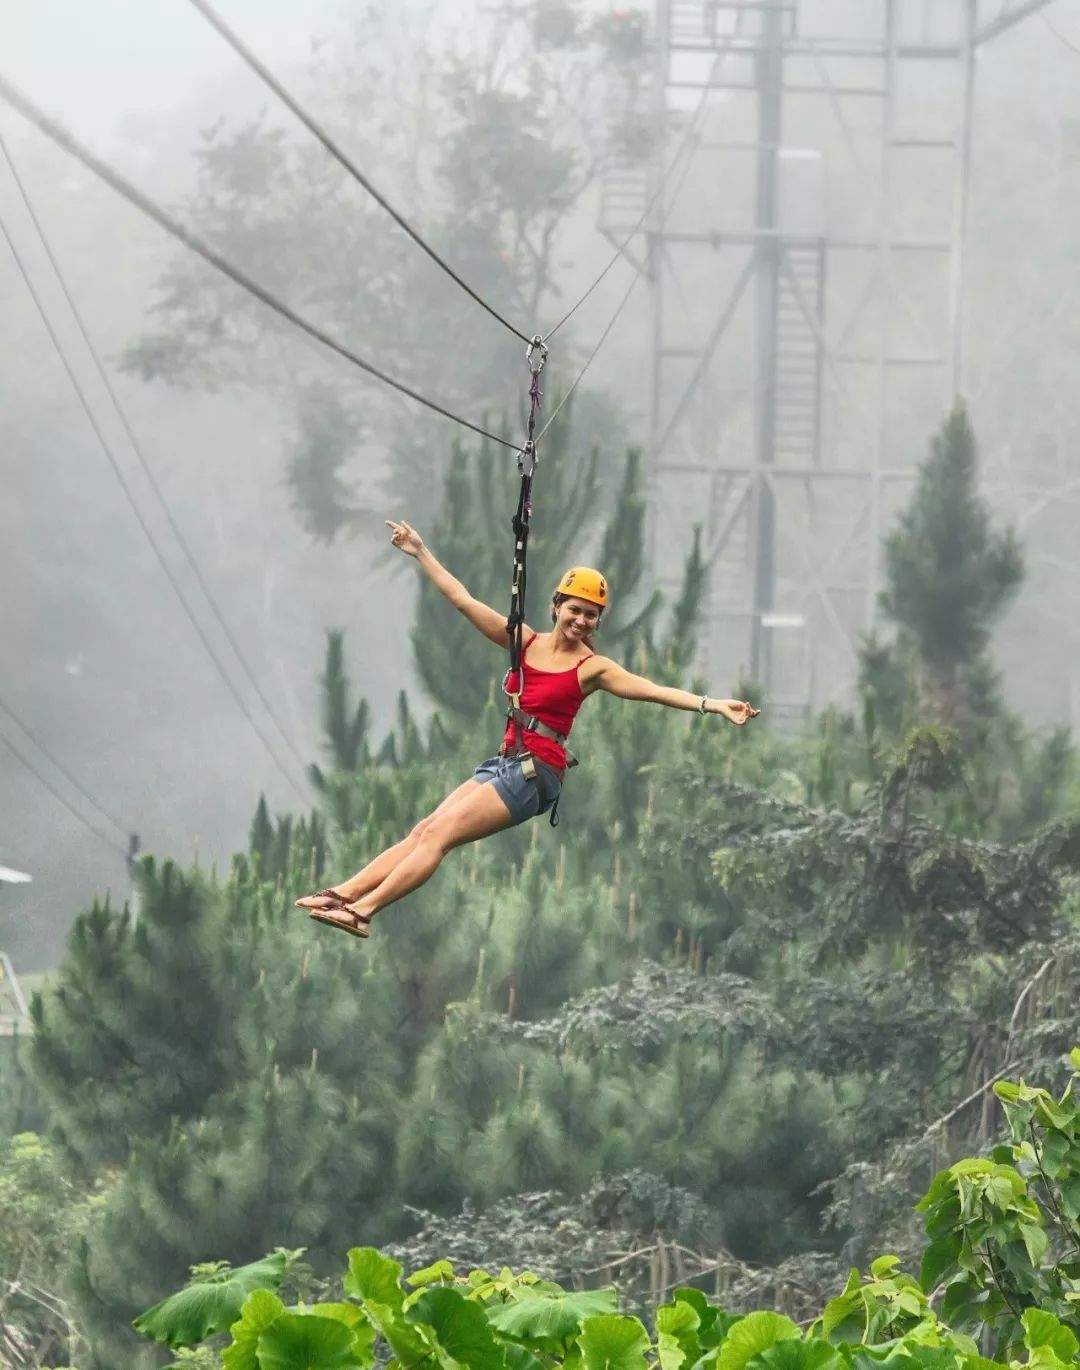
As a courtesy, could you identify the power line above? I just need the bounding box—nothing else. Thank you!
[0,693,129,843]
[0,131,312,786]
[0,727,128,862]
[0,197,311,805]
[186,0,532,347]
[0,73,520,453]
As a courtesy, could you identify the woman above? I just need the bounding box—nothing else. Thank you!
[295,518,758,938]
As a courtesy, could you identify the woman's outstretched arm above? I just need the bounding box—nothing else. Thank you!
[585,657,758,725]
[386,519,517,648]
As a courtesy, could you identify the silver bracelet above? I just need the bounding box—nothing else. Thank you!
[698,695,708,715]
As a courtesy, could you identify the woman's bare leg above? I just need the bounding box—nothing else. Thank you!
[296,778,482,909]
[316,781,513,928]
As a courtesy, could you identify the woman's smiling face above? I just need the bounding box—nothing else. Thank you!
[554,595,601,639]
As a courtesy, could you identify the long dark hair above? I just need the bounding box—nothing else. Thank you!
[550,592,602,651]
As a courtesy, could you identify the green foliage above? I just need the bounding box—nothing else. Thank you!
[914,1059,1080,1359]
[0,1131,102,1365]
[132,1070,1080,1370]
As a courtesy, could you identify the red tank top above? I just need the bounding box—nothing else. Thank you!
[502,632,593,770]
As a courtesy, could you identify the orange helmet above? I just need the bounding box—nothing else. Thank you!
[554,567,609,609]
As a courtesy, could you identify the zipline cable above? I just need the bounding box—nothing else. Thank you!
[0,199,312,806]
[543,36,737,344]
[0,727,128,862]
[534,267,640,447]
[0,692,129,844]
[535,57,712,448]
[0,73,520,453]
[185,0,532,347]
[0,131,312,786]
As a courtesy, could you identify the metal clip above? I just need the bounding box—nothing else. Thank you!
[525,333,548,375]
[517,438,538,477]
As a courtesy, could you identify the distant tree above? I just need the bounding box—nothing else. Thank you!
[878,403,1023,725]
[120,1,650,534]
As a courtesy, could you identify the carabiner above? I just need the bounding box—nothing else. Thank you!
[526,333,548,375]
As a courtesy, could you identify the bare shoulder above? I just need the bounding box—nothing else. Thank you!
[579,653,615,693]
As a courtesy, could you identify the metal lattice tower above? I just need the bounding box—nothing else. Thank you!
[602,0,1054,718]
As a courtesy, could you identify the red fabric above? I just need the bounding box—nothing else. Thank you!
[501,633,593,770]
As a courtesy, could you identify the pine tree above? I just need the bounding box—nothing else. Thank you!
[878,403,1023,724]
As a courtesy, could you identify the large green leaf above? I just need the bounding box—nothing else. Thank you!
[749,1339,843,1370]
[344,1249,407,1310]
[257,1311,365,1369]
[292,1303,375,1364]
[223,1289,287,1370]
[487,1290,618,1341]
[716,1313,801,1370]
[1022,1309,1079,1362]
[657,1299,702,1370]
[919,1235,961,1294]
[671,1290,735,1351]
[578,1314,651,1370]
[344,1247,429,1365]
[406,1287,508,1370]
[134,1251,293,1348]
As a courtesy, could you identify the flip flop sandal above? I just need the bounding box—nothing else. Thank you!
[308,908,372,940]
[296,887,351,911]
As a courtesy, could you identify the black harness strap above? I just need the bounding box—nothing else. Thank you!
[504,336,547,742]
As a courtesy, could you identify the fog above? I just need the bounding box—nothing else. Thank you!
[3,0,1079,971]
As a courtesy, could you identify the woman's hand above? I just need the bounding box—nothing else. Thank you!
[711,698,760,726]
[386,519,424,558]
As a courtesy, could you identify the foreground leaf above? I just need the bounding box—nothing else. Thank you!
[716,1313,801,1370]
[488,1289,618,1341]
[223,1290,287,1370]
[135,1251,293,1348]
[578,1314,651,1370]
[257,1311,365,1369]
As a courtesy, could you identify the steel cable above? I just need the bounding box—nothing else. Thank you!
[186,0,532,346]
[0,131,313,787]
[0,198,312,805]
[542,36,736,344]
[0,74,520,453]
[535,55,714,448]
[0,728,128,862]
[0,693,129,845]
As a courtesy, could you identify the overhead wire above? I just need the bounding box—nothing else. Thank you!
[1041,10,1080,56]
[0,74,520,453]
[535,46,724,448]
[0,186,312,805]
[185,0,532,347]
[0,131,312,787]
[0,727,128,862]
[542,34,737,344]
[0,693,129,845]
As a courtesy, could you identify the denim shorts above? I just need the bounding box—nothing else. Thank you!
[473,753,563,827]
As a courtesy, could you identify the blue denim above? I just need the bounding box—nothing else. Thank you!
[473,752,562,827]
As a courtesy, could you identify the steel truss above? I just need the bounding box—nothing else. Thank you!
[602,0,1052,718]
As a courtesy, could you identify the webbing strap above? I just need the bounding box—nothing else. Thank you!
[504,336,547,742]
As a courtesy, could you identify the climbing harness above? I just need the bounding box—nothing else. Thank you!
[501,708,577,770]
